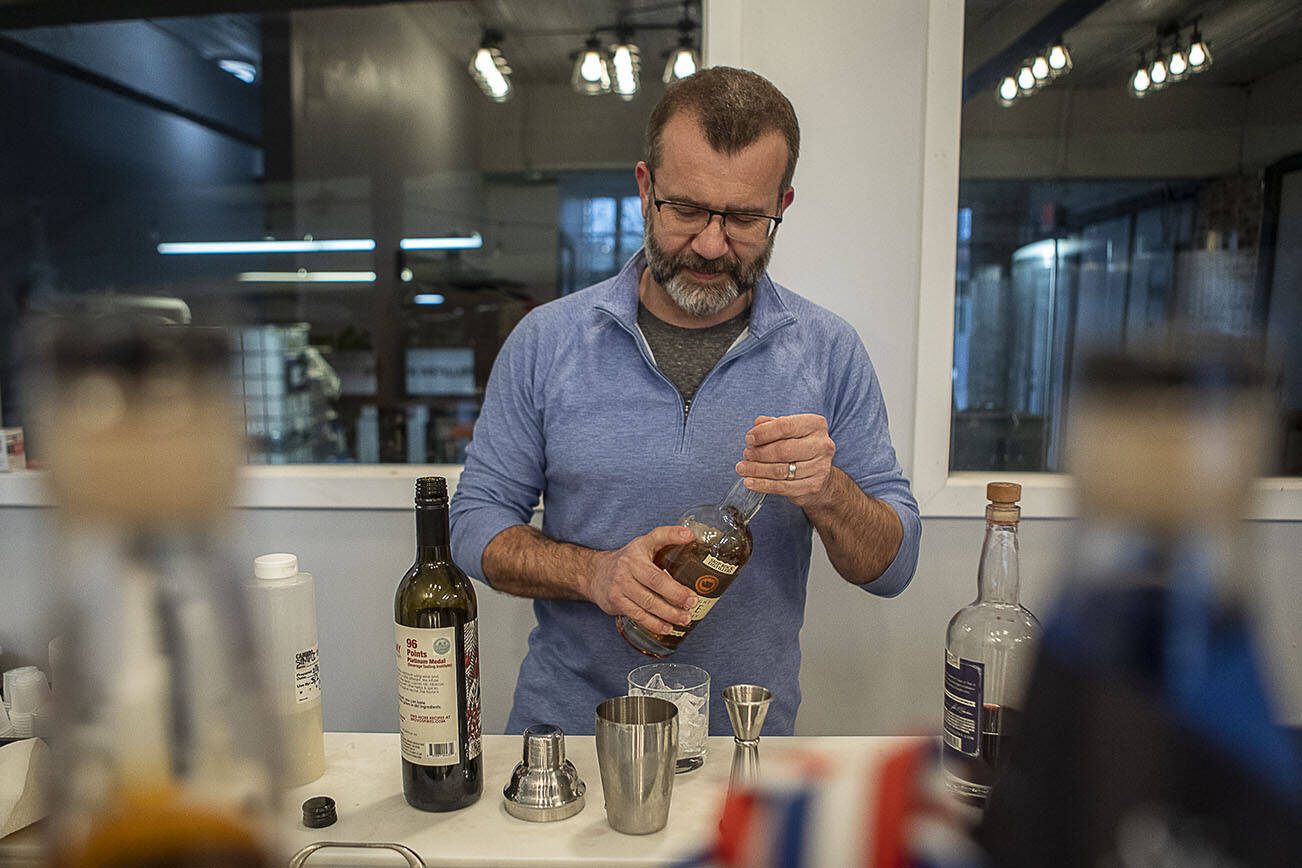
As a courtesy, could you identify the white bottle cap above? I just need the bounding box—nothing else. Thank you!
[254,553,299,581]
[9,669,50,714]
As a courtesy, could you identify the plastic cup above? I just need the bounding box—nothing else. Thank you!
[628,662,710,772]
[595,695,678,834]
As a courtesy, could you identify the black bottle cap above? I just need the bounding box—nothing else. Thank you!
[415,476,449,507]
[302,795,337,828]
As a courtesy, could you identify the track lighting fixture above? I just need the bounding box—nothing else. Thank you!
[1127,21,1211,98]
[996,37,1072,107]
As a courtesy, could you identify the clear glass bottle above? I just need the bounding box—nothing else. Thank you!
[395,476,483,812]
[617,478,765,658]
[28,313,278,868]
[942,481,1041,807]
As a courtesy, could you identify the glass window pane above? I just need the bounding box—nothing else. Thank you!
[952,3,1302,475]
[0,3,700,465]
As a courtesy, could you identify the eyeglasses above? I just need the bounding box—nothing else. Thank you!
[648,173,782,243]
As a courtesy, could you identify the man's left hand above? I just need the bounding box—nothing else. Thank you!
[735,414,836,508]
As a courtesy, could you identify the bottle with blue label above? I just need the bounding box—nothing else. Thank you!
[942,481,1041,806]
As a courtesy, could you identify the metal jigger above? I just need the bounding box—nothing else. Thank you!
[722,684,772,795]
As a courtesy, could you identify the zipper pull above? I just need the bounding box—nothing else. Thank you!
[683,398,692,419]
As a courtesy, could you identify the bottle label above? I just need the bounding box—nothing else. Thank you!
[667,595,723,637]
[396,622,479,766]
[942,650,983,756]
[702,554,738,575]
[463,618,482,762]
[294,644,321,704]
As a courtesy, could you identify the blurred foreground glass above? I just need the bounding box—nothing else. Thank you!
[26,313,279,867]
[980,334,1302,863]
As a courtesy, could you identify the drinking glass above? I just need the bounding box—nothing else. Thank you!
[628,662,709,772]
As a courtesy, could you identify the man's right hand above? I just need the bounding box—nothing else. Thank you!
[583,525,698,636]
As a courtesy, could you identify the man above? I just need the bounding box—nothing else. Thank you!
[450,67,921,736]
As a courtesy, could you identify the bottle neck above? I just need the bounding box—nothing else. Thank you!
[415,503,452,559]
[721,477,765,523]
[977,519,1020,604]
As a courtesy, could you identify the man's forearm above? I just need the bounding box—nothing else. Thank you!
[480,524,600,600]
[803,467,903,585]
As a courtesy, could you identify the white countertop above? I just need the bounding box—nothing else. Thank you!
[277,732,922,867]
[1,732,920,867]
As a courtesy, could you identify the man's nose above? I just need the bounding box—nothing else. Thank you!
[691,213,731,260]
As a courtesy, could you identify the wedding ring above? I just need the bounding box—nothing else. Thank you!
[785,462,797,481]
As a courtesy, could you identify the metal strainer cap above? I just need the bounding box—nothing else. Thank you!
[502,723,586,822]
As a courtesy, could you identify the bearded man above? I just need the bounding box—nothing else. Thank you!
[450,66,921,736]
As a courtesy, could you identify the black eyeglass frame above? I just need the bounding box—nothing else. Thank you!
[647,171,784,241]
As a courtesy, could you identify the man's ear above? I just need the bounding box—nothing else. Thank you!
[635,162,653,216]
[781,186,796,213]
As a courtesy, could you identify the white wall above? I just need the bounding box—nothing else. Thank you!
[2,0,1300,737]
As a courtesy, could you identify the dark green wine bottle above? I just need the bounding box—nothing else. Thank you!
[395,476,483,811]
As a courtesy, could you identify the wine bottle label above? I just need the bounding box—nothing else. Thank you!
[396,623,467,767]
[462,618,482,762]
[942,650,984,757]
[294,644,321,704]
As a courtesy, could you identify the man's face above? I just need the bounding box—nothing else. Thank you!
[639,114,791,319]
[642,209,775,318]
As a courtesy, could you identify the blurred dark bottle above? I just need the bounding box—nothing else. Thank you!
[27,314,278,867]
[941,481,1040,807]
[394,476,483,812]
[980,337,1302,868]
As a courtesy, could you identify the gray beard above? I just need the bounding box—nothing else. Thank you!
[643,216,774,318]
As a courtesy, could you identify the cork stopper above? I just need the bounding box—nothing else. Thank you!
[986,481,1021,524]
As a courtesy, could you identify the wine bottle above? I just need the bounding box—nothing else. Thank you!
[617,478,764,657]
[941,481,1040,807]
[395,476,483,811]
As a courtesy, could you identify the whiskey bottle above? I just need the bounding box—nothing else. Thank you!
[941,481,1040,807]
[395,476,483,812]
[617,478,765,657]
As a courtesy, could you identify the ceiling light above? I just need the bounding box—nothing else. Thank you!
[1168,43,1189,80]
[470,30,512,102]
[573,36,611,95]
[218,59,256,84]
[1149,56,1169,89]
[1016,62,1036,95]
[413,294,445,305]
[1031,55,1050,85]
[664,10,699,84]
[157,238,375,254]
[1047,40,1072,77]
[399,233,483,251]
[997,76,1019,107]
[610,37,640,101]
[1188,26,1212,72]
[1130,62,1151,98]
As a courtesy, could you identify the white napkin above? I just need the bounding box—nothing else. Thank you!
[0,737,48,838]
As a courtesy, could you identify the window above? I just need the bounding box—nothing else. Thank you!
[0,2,697,467]
[948,0,1302,477]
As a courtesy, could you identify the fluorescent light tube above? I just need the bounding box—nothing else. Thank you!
[158,239,375,254]
[399,234,483,251]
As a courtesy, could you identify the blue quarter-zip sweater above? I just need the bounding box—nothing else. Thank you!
[450,251,921,736]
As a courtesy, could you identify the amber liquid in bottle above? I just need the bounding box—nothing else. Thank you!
[395,477,483,812]
[618,479,763,657]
